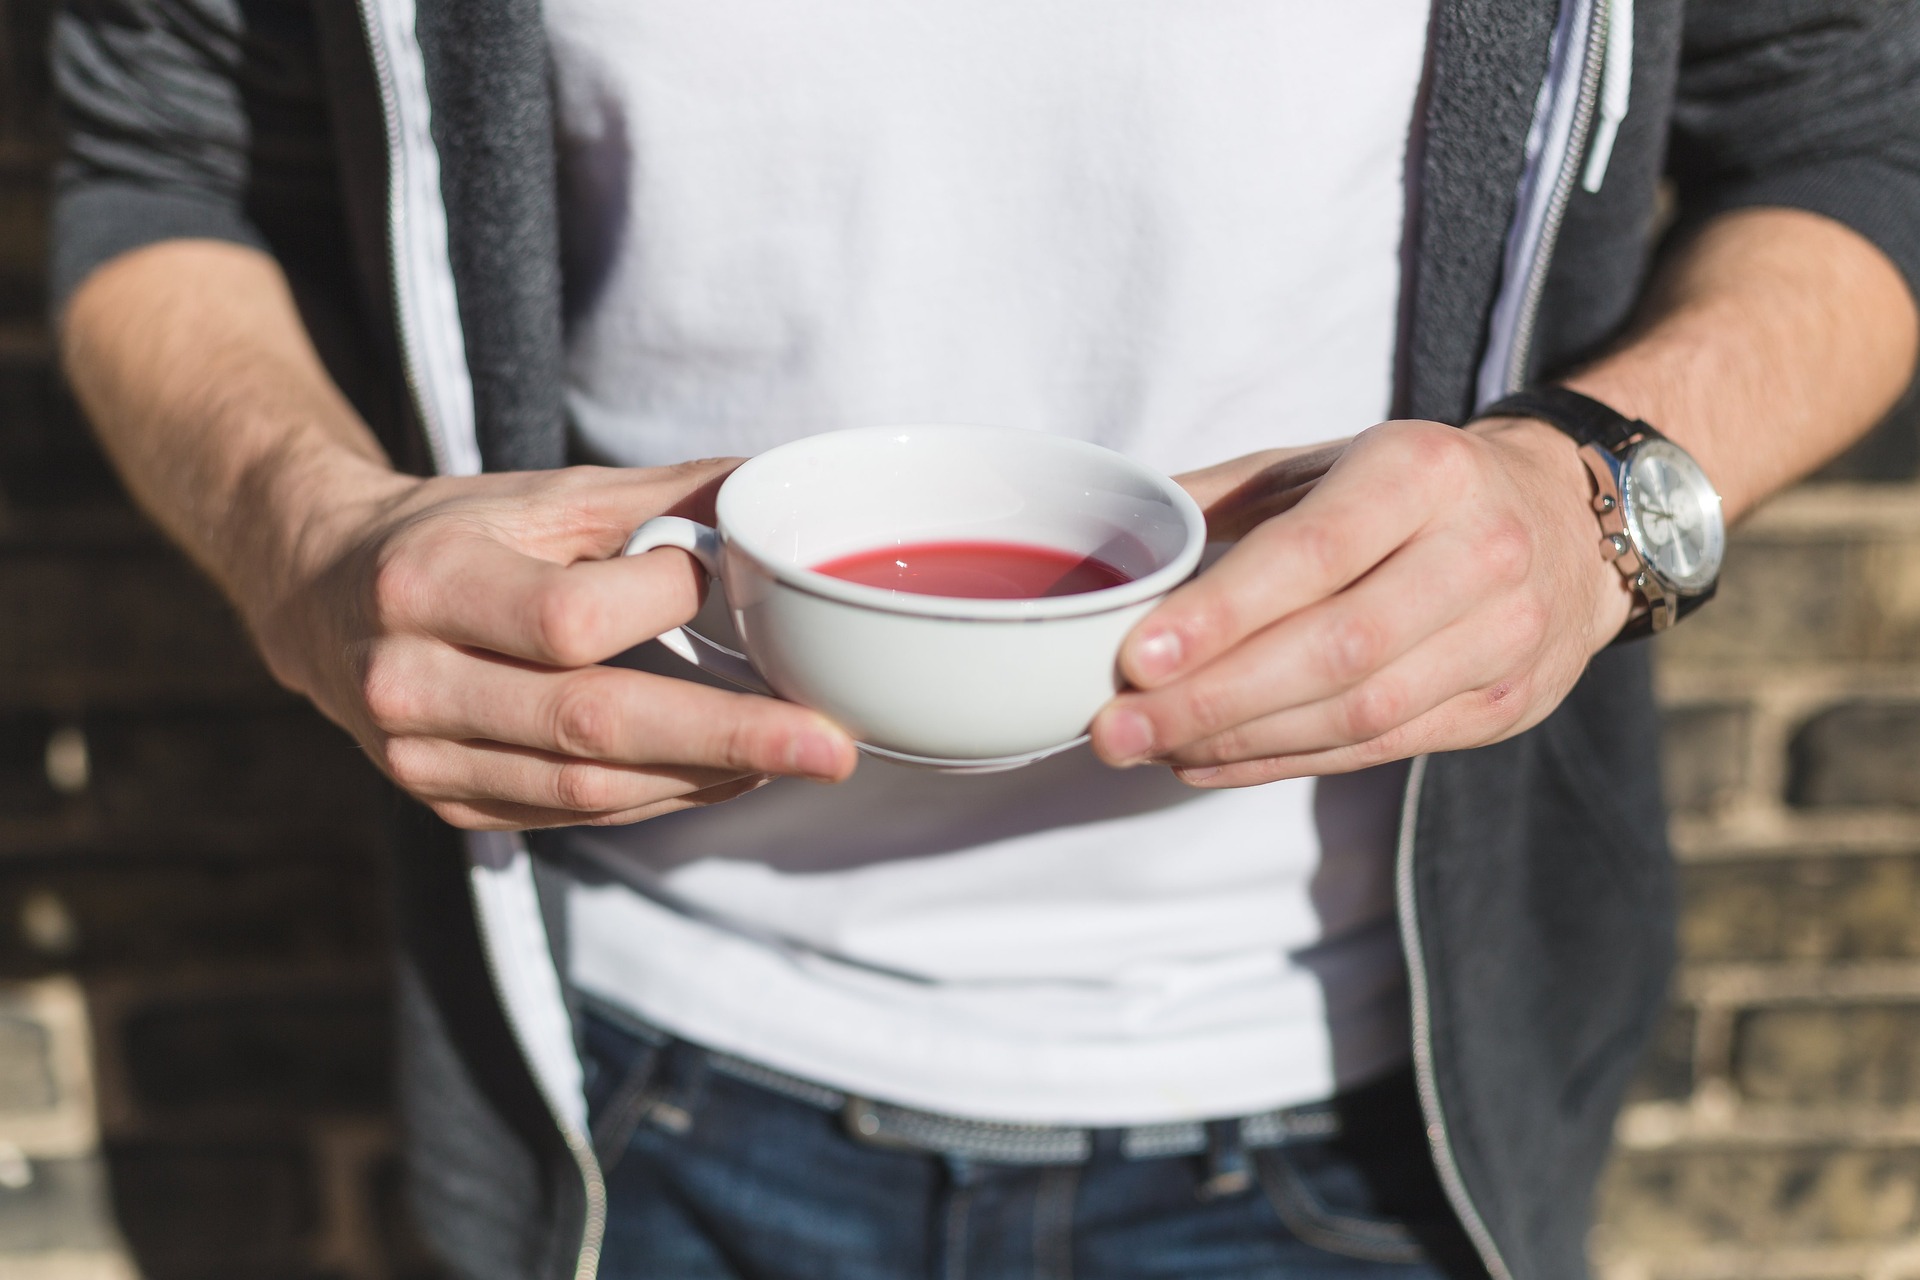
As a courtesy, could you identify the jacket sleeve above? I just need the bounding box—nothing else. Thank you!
[50,0,337,316]
[1671,0,1920,309]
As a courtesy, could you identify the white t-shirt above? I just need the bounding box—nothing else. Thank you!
[549,0,1432,1124]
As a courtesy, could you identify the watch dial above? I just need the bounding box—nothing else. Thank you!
[1623,439,1725,592]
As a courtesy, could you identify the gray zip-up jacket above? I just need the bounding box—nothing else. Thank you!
[49,2,1920,1278]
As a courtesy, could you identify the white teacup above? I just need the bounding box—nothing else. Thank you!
[624,426,1206,768]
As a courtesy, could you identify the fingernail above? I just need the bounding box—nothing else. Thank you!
[1178,766,1221,784]
[1101,709,1156,764]
[1132,630,1185,683]
[787,732,846,779]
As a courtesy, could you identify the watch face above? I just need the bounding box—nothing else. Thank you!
[1622,439,1725,593]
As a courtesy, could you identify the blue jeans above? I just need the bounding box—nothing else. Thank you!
[581,1009,1482,1279]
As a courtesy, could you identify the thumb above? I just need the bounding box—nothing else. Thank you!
[658,455,747,527]
[543,457,747,561]
[1179,441,1348,542]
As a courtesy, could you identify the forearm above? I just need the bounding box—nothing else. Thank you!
[1561,207,1920,522]
[58,239,411,613]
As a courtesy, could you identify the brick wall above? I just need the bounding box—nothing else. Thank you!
[1594,473,1920,1280]
[5,1,1920,1275]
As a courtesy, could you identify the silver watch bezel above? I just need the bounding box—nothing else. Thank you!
[1617,437,1725,596]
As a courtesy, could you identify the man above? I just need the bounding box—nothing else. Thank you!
[50,1,1919,1277]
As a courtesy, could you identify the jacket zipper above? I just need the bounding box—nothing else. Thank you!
[1401,8,1614,1280]
[1396,756,1517,1280]
[465,871,609,1280]
[1502,0,1611,395]
[353,0,454,476]
[352,3,608,1275]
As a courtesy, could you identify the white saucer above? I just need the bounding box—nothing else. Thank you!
[855,734,1091,775]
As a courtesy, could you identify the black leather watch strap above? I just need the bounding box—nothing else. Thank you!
[1609,584,1716,643]
[1476,386,1648,452]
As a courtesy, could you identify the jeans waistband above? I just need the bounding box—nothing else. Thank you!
[581,996,1345,1170]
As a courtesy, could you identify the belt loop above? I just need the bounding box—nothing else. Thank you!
[649,1040,708,1135]
[1198,1119,1252,1199]
[588,1039,665,1169]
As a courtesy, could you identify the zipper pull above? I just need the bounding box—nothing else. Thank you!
[1582,0,1633,194]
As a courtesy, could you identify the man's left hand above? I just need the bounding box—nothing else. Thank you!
[1089,418,1636,785]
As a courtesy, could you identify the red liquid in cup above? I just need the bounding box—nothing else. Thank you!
[813,540,1132,600]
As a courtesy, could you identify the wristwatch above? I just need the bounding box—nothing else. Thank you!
[1474,386,1725,640]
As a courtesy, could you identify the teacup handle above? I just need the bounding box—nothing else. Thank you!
[622,517,771,695]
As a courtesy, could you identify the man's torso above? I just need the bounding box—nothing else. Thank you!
[548,0,1434,1123]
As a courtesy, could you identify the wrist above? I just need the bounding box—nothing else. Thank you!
[220,436,418,629]
[1465,412,1587,489]
[1557,367,1749,521]
[1466,415,1639,651]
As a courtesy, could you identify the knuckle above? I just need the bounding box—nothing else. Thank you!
[369,550,429,627]
[1290,522,1343,586]
[1166,593,1238,665]
[549,464,607,492]
[1175,680,1239,739]
[357,660,408,729]
[1342,679,1407,742]
[1197,723,1259,767]
[719,716,783,772]
[1504,597,1552,652]
[358,648,418,731]
[530,582,603,667]
[551,760,616,812]
[548,677,619,758]
[1348,724,1409,767]
[381,737,437,792]
[1480,517,1534,584]
[1321,614,1385,684]
[1411,422,1474,477]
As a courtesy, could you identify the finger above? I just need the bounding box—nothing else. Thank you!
[429,772,776,832]
[1119,422,1466,690]
[1179,440,1349,542]
[363,643,856,779]
[1152,611,1527,768]
[384,733,759,814]
[1167,680,1541,789]
[1092,525,1488,765]
[383,530,712,668]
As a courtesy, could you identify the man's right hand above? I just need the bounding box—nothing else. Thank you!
[60,243,856,832]
[241,458,859,831]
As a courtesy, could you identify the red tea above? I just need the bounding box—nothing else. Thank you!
[813,540,1131,599]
